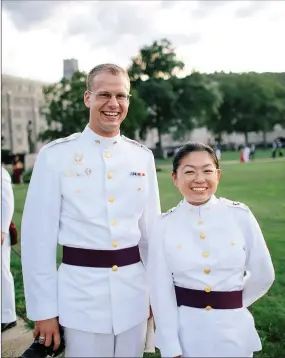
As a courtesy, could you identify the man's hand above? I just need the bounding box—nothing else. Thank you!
[33,318,60,350]
[1,232,6,245]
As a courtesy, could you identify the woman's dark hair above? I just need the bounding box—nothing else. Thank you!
[172,142,220,174]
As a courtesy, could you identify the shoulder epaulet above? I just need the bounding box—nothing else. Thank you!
[161,208,176,218]
[121,135,151,152]
[161,201,183,219]
[44,133,81,149]
[220,197,249,211]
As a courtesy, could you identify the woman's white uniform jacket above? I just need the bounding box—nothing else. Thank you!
[147,196,275,357]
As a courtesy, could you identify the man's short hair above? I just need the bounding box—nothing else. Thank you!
[86,64,130,90]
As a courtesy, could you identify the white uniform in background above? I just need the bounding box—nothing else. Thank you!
[1,167,17,325]
[243,146,251,162]
[147,196,275,358]
[215,148,221,160]
[21,125,161,357]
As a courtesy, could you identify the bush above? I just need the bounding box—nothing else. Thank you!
[23,169,33,184]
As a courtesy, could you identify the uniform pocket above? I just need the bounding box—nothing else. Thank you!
[219,241,246,269]
[166,241,197,273]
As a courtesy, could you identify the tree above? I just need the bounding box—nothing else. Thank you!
[171,72,223,140]
[207,72,285,145]
[39,71,88,142]
[137,78,177,154]
[128,39,222,156]
[128,38,185,84]
[39,71,148,142]
[128,39,185,156]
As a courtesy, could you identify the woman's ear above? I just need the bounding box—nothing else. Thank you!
[217,169,222,182]
[172,172,178,188]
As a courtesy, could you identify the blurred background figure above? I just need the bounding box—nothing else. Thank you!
[243,145,250,162]
[12,155,24,184]
[250,144,256,160]
[239,146,245,163]
[1,166,17,332]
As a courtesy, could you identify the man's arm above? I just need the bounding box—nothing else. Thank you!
[1,168,14,244]
[138,152,161,267]
[21,148,61,321]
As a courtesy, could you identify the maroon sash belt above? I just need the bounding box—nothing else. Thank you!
[175,285,243,310]
[62,245,141,268]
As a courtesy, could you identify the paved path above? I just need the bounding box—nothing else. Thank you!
[1,317,33,357]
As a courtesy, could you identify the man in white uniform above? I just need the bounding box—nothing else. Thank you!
[1,167,17,332]
[21,64,161,357]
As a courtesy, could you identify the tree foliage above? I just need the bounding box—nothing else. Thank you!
[39,38,285,151]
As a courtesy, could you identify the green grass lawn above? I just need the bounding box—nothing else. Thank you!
[156,148,275,167]
[10,158,285,357]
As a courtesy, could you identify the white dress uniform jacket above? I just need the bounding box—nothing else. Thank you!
[21,125,161,335]
[1,167,16,323]
[147,196,275,357]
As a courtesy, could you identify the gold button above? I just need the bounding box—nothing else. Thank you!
[231,241,236,246]
[108,196,115,203]
[177,244,182,249]
[198,221,204,225]
[205,286,211,293]
[105,152,111,158]
[112,241,118,248]
[137,186,142,191]
[110,219,116,226]
[112,265,118,271]
[200,233,206,239]
[75,188,81,193]
[205,305,212,311]
[107,173,113,179]
[204,268,211,274]
[202,252,209,258]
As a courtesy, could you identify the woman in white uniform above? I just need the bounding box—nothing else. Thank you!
[147,142,275,358]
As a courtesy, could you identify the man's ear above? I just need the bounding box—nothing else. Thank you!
[84,91,90,108]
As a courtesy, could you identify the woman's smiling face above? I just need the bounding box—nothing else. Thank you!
[172,150,221,205]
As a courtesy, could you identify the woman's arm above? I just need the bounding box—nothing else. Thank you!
[242,210,275,307]
[147,219,182,357]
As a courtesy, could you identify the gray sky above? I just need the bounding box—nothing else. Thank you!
[2,0,285,83]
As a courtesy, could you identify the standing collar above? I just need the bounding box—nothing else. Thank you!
[182,195,219,212]
[80,124,122,147]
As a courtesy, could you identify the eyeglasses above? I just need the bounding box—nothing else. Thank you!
[183,168,221,179]
[87,90,132,103]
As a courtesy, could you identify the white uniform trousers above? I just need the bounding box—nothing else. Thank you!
[64,320,147,357]
[1,235,16,323]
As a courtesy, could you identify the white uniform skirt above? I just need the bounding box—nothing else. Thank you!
[178,305,261,357]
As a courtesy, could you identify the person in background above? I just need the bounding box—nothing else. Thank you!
[21,63,161,357]
[250,144,256,160]
[1,167,17,332]
[276,139,283,157]
[239,145,244,163]
[12,155,24,184]
[243,145,250,163]
[147,142,275,358]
